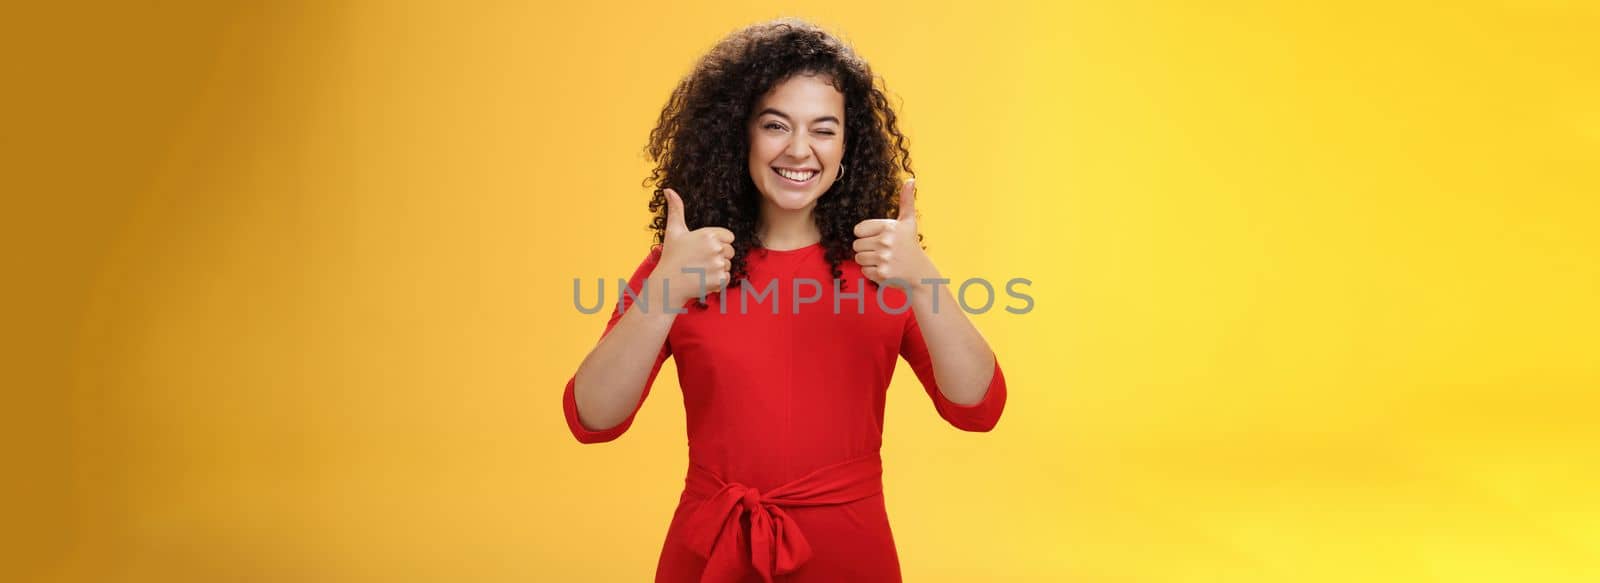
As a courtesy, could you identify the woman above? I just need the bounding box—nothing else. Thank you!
[562,18,1008,583]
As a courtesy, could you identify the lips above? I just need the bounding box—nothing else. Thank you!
[773,167,819,184]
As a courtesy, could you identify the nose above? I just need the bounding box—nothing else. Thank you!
[784,131,812,161]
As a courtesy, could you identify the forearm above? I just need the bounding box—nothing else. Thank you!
[908,273,997,405]
[571,279,680,431]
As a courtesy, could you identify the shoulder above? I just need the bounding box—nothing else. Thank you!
[621,244,665,281]
[637,243,664,267]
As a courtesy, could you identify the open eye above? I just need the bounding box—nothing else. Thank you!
[763,122,787,132]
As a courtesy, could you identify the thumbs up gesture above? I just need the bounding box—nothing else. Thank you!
[652,188,736,307]
[852,179,937,290]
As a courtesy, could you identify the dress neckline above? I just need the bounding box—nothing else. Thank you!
[754,241,822,256]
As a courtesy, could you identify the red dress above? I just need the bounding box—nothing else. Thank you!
[562,242,1008,583]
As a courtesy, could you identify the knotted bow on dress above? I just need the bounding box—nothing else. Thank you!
[680,452,884,583]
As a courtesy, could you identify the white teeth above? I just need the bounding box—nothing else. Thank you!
[775,168,817,182]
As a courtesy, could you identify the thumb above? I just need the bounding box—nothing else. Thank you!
[896,178,917,221]
[664,188,688,235]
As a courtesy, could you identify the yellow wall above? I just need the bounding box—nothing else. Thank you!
[6,1,1596,581]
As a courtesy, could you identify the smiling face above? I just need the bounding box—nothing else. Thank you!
[747,73,846,212]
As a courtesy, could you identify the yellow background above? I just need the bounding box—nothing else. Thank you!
[6,1,1597,581]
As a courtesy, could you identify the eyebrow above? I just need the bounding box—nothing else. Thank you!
[756,108,840,125]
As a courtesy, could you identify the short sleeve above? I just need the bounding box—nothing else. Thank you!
[562,245,673,444]
[900,310,1007,432]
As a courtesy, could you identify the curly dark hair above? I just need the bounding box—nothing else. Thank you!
[644,18,915,295]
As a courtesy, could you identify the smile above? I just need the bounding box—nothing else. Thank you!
[773,167,819,184]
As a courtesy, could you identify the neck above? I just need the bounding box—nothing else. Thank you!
[757,199,822,250]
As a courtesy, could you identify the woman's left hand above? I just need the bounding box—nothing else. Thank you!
[853,178,938,291]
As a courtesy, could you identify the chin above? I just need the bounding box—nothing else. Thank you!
[760,184,823,210]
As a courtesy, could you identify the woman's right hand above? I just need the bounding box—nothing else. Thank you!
[652,188,735,308]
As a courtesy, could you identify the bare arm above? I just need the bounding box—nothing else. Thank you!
[570,281,681,431]
[568,187,734,433]
[853,178,997,405]
[905,273,997,405]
